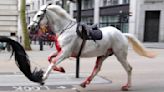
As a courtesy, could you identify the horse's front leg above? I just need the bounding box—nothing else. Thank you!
[48,51,65,73]
[43,50,67,81]
[42,35,77,83]
[80,56,107,88]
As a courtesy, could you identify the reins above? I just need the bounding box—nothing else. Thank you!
[59,21,76,35]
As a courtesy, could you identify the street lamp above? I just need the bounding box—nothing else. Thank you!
[76,0,82,78]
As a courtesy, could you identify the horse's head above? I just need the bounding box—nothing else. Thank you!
[28,5,49,33]
[28,4,76,34]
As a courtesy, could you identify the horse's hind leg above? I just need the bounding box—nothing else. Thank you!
[80,56,107,88]
[48,51,65,73]
[114,50,132,91]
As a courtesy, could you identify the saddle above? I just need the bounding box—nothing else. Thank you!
[76,23,102,41]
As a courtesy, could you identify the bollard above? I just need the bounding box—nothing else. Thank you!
[39,39,43,51]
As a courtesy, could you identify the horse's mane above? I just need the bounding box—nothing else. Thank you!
[47,5,75,21]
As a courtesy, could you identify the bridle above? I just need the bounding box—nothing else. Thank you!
[31,4,76,36]
[32,9,48,30]
[29,4,50,34]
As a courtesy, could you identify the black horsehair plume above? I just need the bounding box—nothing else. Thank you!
[0,36,43,83]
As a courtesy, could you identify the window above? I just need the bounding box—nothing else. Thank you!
[123,0,129,4]
[42,0,45,5]
[100,16,119,27]
[100,15,129,33]
[112,0,119,5]
[82,0,94,9]
[102,0,112,6]
[46,0,52,4]
[32,2,34,10]
[46,0,51,2]
[102,0,119,6]
[81,17,93,25]
[103,0,108,6]
[38,0,40,9]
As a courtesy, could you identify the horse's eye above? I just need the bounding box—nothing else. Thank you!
[37,15,41,17]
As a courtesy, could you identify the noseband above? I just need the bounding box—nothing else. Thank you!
[33,9,48,27]
[31,5,50,33]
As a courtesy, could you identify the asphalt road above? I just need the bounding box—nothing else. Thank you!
[0,44,164,92]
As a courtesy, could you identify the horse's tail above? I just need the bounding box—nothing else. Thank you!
[124,33,156,58]
[0,36,43,83]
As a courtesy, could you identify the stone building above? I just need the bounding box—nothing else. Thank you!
[71,0,164,42]
[26,0,164,42]
[129,0,164,42]
[71,0,130,33]
[0,0,18,38]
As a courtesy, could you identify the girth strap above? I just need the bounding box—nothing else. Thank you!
[76,23,87,78]
[76,23,87,58]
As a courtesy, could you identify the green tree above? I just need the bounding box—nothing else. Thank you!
[20,0,31,50]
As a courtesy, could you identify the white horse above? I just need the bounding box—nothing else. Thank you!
[28,4,156,91]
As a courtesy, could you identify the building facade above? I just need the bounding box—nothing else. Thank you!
[27,0,130,33]
[0,0,18,38]
[72,0,130,33]
[26,0,164,42]
[129,0,164,42]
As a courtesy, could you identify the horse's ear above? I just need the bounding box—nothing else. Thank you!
[40,5,47,11]
[47,3,52,6]
[40,3,52,11]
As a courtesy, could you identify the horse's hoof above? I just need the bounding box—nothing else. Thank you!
[60,67,65,73]
[80,83,86,88]
[53,67,65,73]
[121,86,129,91]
